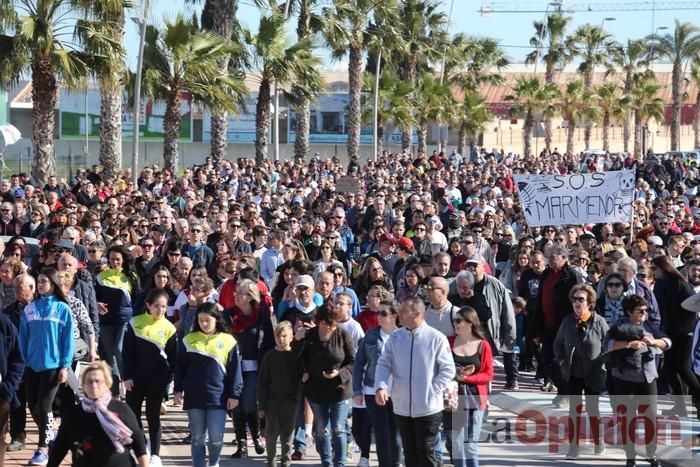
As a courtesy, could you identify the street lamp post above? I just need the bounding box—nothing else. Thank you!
[273,0,292,162]
[649,26,668,65]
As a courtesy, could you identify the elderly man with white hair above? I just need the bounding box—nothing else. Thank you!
[617,257,661,328]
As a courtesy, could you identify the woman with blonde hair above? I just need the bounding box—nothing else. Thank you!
[353,257,393,306]
[228,279,275,457]
[47,361,148,467]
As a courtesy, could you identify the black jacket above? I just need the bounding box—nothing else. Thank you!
[529,263,583,338]
[0,313,24,408]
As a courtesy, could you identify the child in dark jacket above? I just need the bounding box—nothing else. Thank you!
[257,321,304,467]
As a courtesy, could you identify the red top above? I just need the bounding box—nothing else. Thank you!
[448,337,494,410]
[219,278,273,313]
[357,308,379,332]
[540,270,561,329]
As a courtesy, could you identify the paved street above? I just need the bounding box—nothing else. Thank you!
[3,366,698,466]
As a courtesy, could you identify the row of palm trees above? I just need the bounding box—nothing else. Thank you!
[0,1,699,185]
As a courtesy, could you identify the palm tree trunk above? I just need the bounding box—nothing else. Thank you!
[458,121,467,156]
[294,2,311,161]
[566,121,575,155]
[31,55,57,186]
[583,69,593,149]
[602,112,610,152]
[623,76,632,153]
[162,88,181,173]
[293,98,310,159]
[203,0,236,168]
[633,112,643,156]
[694,91,700,149]
[377,119,385,157]
[671,62,682,151]
[347,44,363,161]
[523,111,533,159]
[402,56,417,152]
[255,77,272,165]
[418,120,428,156]
[544,63,555,151]
[99,76,122,180]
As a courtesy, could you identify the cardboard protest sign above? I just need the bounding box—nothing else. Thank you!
[513,170,635,227]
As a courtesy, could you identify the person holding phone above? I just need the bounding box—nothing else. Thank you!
[297,305,355,467]
[448,306,494,467]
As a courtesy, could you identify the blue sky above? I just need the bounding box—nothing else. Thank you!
[123,0,691,69]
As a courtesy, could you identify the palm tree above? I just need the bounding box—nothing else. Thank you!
[285,0,327,160]
[690,62,700,148]
[188,0,240,168]
[445,35,506,154]
[396,0,447,152]
[525,12,571,151]
[76,0,129,180]
[647,20,700,150]
[0,0,91,185]
[413,72,453,155]
[142,15,248,172]
[505,76,560,158]
[609,39,648,152]
[629,72,664,157]
[596,82,628,152]
[560,80,599,155]
[360,69,413,156]
[566,24,616,148]
[325,0,397,162]
[246,7,321,165]
[453,91,491,157]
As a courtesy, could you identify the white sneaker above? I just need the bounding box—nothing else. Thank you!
[357,457,370,467]
[150,455,162,467]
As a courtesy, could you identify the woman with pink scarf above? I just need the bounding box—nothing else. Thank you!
[47,361,148,467]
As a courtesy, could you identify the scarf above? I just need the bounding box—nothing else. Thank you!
[576,310,592,330]
[231,306,260,334]
[81,392,133,453]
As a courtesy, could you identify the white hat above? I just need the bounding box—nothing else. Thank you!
[681,293,700,313]
[647,236,663,246]
[293,275,315,290]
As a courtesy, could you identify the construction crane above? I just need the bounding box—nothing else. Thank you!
[478,1,700,15]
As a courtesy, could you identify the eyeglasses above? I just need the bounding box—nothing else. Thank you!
[637,273,649,279]
[167,251,181,257]
[88,249,99,254]
[453,317,466,325]
[571,296,587,303]
[378,310,394,317]
[461,240,474,245]
[141,244,154,248]
[190,229,202,233]
[606,282,623,288]
[120,233,129,238]
[321,246,331,250]
[414,227,426,232]
[333,271,344,277]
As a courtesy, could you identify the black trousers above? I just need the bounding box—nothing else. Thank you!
[9,379,25,442]
[0,399,10,467]
[612,377,658,461]
[395,412,442,467]
[666,334,700,409]
[126,385,165,456]
[25,368,60,448]
[567,376,602,446]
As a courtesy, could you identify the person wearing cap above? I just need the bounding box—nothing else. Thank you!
[370,233,399,279]
[529,245,583,403]
[392,237,419,291]
[465,253,518,390]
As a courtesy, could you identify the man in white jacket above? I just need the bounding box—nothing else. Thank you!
[375,297,456,467]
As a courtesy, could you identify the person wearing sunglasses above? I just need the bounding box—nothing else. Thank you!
[605,294,670,467]
[554,284,609,459]
[182,222,214,270]
[353,301,401,467]
[595,273,628,327]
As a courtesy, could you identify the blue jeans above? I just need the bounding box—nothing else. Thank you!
[187,408,227,467]
[365,396,401,467]
[100,323,127,394]
[293,393,307,453]
[451,409,485,467]
[310,399,351,467]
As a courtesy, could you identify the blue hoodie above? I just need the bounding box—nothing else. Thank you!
[19,296,74,372]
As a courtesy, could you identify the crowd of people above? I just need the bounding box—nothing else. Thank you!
[0,147,696,467]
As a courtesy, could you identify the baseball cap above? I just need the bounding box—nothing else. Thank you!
[396,237,414,251]
[379,233,397,244]
[466,253,486,264]
[294,275,315,290]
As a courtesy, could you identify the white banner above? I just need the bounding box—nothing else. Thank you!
[513,170,635,227]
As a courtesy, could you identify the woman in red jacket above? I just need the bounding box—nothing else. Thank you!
[449,306,494,467]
